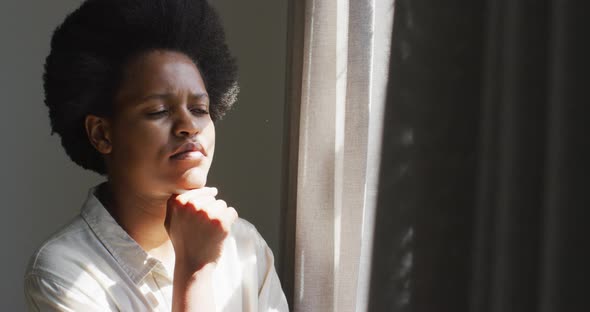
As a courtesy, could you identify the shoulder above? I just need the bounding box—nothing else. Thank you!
[226,217,275,269]
[26,216,90,277]
[228,219,289,311]
[228,217,276,278]
[24,216,114,309]
[24,215,108,292]
[230,217,270,251]
[231,217,260,238]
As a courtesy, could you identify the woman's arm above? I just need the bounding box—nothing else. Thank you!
[165,187,238,312]
[172,262,216,311]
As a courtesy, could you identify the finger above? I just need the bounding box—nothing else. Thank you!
[183,195,217,211]
[202,199,227,220]
[225,206,238,224]
[182,187,218,196]
[175,187,218,204]
[178,186,217,196]
[219,207,238,231]
[175,186,218,196]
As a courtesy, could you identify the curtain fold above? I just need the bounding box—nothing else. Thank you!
[368,0,589,312]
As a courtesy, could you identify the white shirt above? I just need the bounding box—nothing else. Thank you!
[24,186,289,311]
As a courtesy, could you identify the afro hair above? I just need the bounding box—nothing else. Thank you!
[44,0,239,175]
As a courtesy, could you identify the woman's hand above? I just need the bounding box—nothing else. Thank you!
[165,187,238,272]
[165,187,238,311]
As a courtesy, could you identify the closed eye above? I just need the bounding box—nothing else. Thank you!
[147,110,169,118]
[191,108,209,115]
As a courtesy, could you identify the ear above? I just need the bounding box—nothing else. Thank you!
[85,115,113,154]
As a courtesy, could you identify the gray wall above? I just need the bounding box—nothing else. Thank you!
[0,0,287,309]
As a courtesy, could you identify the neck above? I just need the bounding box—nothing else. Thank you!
[98,181,175,267]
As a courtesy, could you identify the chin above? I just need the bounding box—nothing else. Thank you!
[174,167,209,191]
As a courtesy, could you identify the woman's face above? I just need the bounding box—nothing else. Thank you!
[105,50,215,197]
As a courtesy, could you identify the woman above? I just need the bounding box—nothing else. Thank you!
[24,0,288,311]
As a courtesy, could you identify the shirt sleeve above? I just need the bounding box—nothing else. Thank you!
[255,232,290,312]
[24,273,112,312]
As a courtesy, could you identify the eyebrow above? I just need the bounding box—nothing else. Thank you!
[140,92,209,103]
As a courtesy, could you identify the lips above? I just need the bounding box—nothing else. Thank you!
[170,142,207,160]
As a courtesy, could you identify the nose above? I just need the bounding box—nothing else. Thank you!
[173,108,200,138]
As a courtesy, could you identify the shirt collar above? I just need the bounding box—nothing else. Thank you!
[80,183,165,285]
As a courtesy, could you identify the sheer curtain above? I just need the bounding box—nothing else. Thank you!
[281,0,394,311]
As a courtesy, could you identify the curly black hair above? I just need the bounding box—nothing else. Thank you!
[44,0,239,175]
